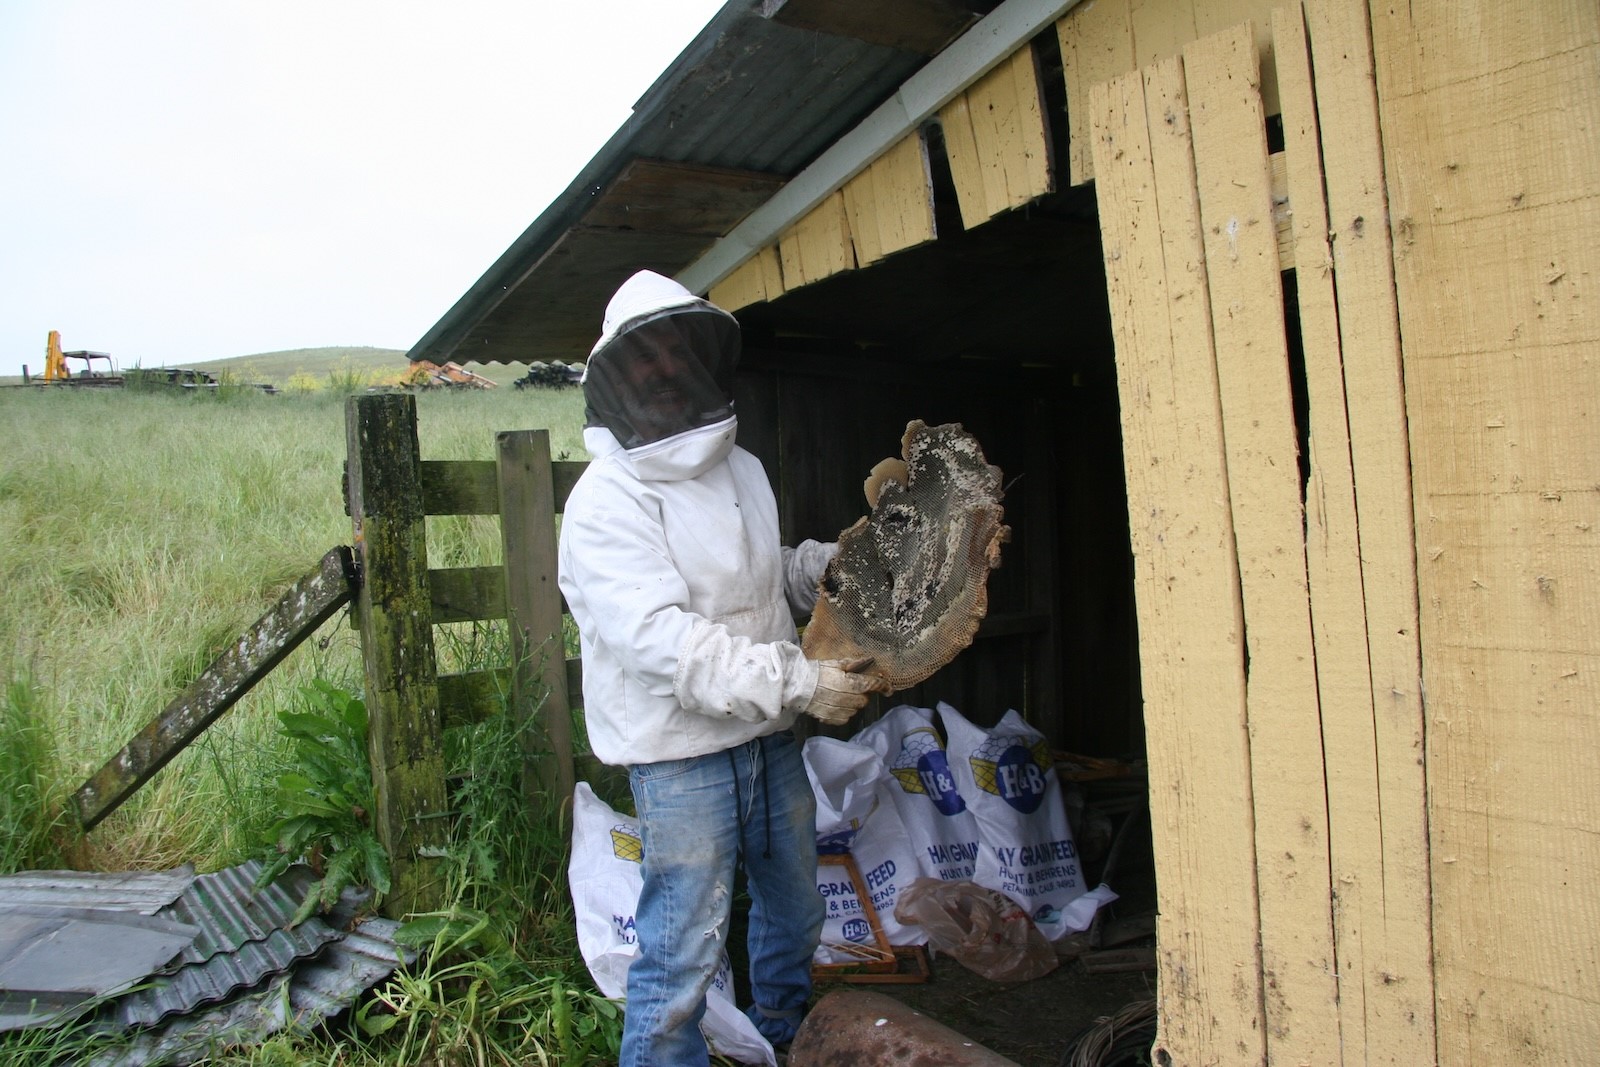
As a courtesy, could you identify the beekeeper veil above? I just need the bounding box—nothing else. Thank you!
[582,270,741,450]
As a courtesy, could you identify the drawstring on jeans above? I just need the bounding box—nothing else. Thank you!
[727,740,774,860]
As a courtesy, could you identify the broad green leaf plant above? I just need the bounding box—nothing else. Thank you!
[256,680,391,924]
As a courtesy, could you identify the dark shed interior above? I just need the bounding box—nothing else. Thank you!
[731,155,1142,763]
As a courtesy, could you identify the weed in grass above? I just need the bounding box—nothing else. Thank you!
[256,681,390,925]
[0,674,67,874]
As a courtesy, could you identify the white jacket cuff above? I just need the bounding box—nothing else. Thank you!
[675,621,820,723]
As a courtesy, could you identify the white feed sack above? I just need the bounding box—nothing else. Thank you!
[568,783,775,1067]
[939,702,1117,941]
[803,736,925,963]
[852,704,982,883]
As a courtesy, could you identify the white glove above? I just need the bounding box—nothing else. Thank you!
[804,657,891,726]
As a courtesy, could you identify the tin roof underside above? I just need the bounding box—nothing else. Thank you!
[409,0,1003,366]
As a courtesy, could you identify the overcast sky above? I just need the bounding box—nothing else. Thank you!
[0,0,729,377]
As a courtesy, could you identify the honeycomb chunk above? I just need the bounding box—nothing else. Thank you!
[803,421,1009,691]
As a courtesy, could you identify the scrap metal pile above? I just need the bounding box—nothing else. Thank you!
[0,860,412,1065]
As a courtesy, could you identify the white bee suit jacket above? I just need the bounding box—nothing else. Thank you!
[557,419,835,767]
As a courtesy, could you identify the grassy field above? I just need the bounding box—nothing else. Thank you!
[0,357,614,1063]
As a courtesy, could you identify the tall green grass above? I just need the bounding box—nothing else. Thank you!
[0,380,584,873]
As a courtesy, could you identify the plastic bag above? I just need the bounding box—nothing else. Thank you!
[852,704,982,882]
[804,736,926,963]
[940,702,1112,940]
[893,876,1058,983]
[569,782,775,1067]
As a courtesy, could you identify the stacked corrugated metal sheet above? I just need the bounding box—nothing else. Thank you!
[0,859,414,1066]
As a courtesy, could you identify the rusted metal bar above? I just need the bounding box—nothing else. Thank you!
[789,989,1022,1067]
[74,546,357,830]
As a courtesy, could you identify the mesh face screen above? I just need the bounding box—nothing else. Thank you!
[803,421,1009,691]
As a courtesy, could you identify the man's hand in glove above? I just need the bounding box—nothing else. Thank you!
[804,657,892,726]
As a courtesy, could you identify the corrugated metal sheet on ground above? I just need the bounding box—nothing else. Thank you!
[87,916,414,1067]
[0,866,196,915]
[106,862,343,1028]
[0,906,200,1033]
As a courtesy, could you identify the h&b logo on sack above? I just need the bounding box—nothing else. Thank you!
[889,726,967,816]
[970,734,1052,814]
[841,918,871,944]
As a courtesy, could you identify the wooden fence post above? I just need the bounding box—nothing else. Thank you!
[346,393,448,917]
[496,429,576,819]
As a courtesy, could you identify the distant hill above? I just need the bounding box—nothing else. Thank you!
[185,346,409,386]
[186,347,527,387]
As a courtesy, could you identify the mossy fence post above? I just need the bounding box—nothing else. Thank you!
[345,393,450,918]
[344,393,580,918]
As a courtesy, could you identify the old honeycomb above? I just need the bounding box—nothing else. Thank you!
[803,420,1009,692]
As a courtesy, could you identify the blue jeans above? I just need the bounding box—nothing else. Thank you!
[622,730,823,1067]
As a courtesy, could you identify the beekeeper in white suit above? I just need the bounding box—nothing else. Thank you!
[558,269,888,1066]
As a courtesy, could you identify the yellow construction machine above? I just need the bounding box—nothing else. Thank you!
[40,330,116,382]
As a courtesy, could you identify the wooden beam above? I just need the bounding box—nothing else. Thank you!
[429,565,508,625]
[496,430,575,819]
[346,393,449,918]
[1090,55,1264,1064]
[762,0,985,56]
[1187,21,1338,1061]
[422,460,500,516]
[73,547,356,830]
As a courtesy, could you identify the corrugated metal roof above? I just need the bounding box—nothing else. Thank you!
[0,906,200,1033]
[409,1,1002,366]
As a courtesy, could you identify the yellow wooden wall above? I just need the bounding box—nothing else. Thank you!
[706,1,1600,1061]
[1370,1,1600,1063]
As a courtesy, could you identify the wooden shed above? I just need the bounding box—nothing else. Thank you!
[410,1,1598,1062]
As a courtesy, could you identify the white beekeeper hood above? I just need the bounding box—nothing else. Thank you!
[582,270,742,451]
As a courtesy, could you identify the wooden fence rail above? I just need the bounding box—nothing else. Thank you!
[345,392,586,916]
[75,393,587,919]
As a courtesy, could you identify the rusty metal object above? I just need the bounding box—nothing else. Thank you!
[788,989,1022,1067]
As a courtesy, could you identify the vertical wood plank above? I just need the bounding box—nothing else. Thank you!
[1185,22,1339,1062]
[841,131,936,268]
[345,393,447,918]
[841,164,886,268]
[938,89,989,229]
[879,132,937,258]
[1368,0,1599,1061]
[1129,0,1198,68]
[1306,1,1439,1060]
[1090,59,1265,1065]
[1272,6,1382,1062]
[1057,0,1133,187]
[777,191,855,288]
[497,429,575,819]
[710,246,786,313]
[939,43,1052,231]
